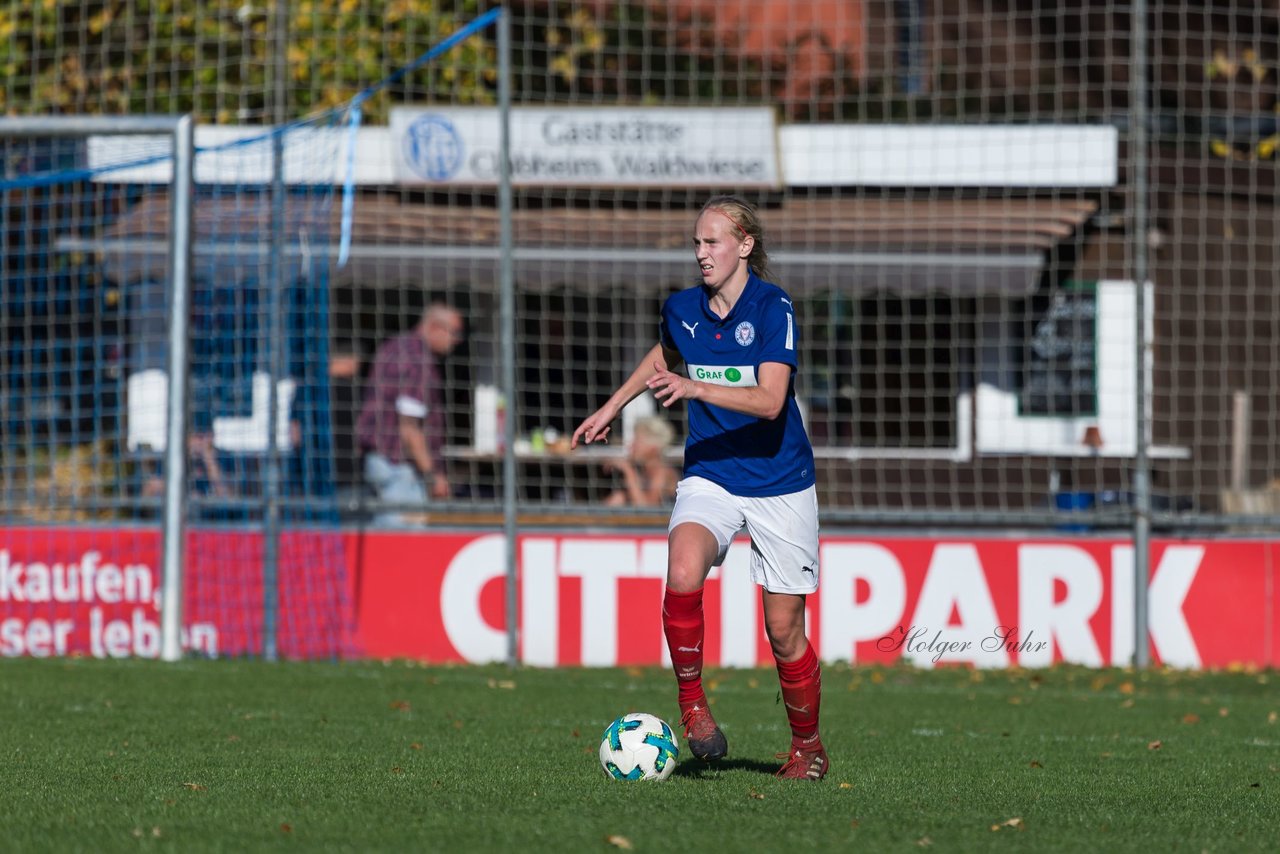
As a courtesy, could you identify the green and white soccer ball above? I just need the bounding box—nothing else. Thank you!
[598,712,680,781]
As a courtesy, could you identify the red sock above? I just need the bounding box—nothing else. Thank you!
[776,641,822,750]
[663,586,706,710]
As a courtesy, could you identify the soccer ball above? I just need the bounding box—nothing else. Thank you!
[598,712,680,781]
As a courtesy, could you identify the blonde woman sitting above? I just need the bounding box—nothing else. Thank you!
[602,415,679,507]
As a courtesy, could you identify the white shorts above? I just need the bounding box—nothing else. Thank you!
[667,476,820,594]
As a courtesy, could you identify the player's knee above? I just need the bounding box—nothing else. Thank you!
[666,524,718,592]
[766,630,805,661]
[665,560,707,593]
[764,614,806,660]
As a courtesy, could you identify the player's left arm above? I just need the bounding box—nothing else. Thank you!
[648,360,791,420]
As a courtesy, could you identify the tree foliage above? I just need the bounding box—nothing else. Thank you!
[0,0,496,123]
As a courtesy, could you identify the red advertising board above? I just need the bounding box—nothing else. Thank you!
[1,526,1275,668]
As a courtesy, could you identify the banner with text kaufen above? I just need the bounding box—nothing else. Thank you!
[1,528,1273,667]
[390,106,781,188]
[0,527,350,659]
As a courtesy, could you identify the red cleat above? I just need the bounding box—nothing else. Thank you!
[775,745,829,781]
[680,703,728,761]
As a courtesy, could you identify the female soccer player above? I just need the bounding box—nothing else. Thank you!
[571,195,826,781]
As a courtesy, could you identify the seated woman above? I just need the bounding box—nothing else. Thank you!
[602,415,679,507]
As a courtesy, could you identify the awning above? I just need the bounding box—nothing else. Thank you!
[74,194,1098,297]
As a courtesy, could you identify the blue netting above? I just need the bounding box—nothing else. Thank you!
[0,8,502,658]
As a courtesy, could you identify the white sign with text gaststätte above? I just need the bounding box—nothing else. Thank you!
[390,106,780,188]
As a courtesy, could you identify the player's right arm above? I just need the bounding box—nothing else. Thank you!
[571,343,683,448]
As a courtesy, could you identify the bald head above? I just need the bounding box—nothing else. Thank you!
[419,303,464,356]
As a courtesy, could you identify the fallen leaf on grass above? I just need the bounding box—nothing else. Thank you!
[1219,707,1230,717]
[279,824,292,834]
[850,820,860,828]
[606,835,634,850]
[390,766,404,774]
[410,742,423,750]
[1029,760,1043,769]
[839,782,853,789]
[487,678,516,690]
[748,788,765,800]
[389,700,411,711]
[1182,713,1201,724]
[1269,711,1278,725]
[1148,740,1163,750]
[181,782,206,791]
[990,817,1024,831]
[1120,699,1135,709]
[915,836,932,847]
[1118,680,1134,694]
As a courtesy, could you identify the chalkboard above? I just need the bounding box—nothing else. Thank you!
[1018,285,1098,416]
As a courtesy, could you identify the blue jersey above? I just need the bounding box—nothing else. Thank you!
[659,270,816,497]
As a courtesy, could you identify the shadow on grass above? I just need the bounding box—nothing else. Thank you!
[675,756,779,777]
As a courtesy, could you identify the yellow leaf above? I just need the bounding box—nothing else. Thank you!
[606,835,634,850]
[1148,740,1163,750]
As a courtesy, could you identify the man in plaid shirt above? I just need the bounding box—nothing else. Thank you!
[356,303,464,518]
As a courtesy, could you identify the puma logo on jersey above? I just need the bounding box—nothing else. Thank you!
[681,320,699,338]
[676,641,702,653]
[780,297,793,307]
[784,701,811,714]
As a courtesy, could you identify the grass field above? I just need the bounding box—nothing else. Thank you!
[1,659,1277,852]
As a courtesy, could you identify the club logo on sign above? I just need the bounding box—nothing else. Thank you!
[402,114,464,181]
[734,321,755,346]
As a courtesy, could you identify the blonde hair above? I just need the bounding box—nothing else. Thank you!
[699,195,772,281]
[633,415,675,448]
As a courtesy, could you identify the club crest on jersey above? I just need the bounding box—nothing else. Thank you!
[734,321,755,346]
